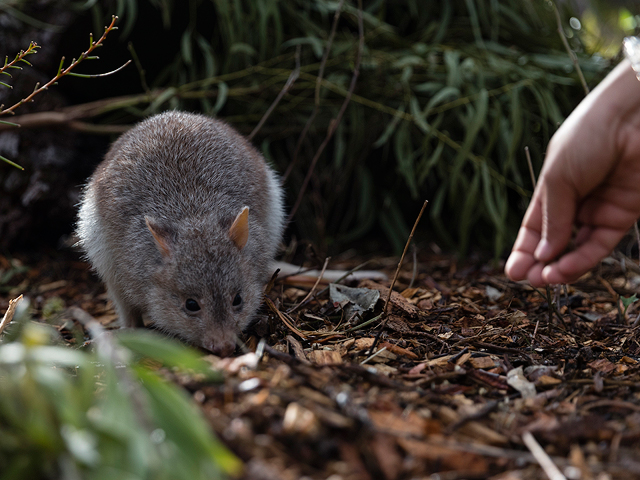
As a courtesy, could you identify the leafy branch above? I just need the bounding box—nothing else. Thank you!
[0,15,129,117]
[0,41,40,89]
[0,15,130,169]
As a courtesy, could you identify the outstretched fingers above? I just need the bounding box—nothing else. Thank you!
[540,227,627,284]
[506,178,578,284]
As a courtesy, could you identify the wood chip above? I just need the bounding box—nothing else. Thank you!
[307,349,342,365]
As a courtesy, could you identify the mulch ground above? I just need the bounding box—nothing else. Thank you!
[2,249,640,480]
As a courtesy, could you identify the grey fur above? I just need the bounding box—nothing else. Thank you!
[77,111,285,355]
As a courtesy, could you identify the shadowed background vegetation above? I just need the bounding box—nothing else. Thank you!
[0,0,635,256]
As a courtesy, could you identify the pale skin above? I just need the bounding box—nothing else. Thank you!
[505,59,640,286]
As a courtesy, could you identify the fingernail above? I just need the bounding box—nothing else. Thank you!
[534,239,552,262]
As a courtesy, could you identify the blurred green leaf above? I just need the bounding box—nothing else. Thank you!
[450,88,488,192]
[181,30,193,65]
[135,367,242,477]
[621,294,638,314]
[458,169,481,254]
[116,329,221,379]
[0,324,237,479]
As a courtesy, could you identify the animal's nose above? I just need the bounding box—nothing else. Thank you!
[211,341,235,357]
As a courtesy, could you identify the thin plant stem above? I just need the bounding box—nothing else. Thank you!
[0,42,39,77]
[525,146,536,189]
[249,45,301,142]
[287,256,331,314]
[127,42,150,94]
[552,1,589,95]
[369,200,428,355]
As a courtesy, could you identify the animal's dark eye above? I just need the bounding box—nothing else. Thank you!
[232,293,243,308]
[185,298,201,312]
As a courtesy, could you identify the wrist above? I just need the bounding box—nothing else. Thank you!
[587,60,640,125]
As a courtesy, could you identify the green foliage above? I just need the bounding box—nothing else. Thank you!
[42,296,65,319]
[0,322,241,480]
[621,293,638,315]
[8,1,615,254]
[81,0,610,255]
[0,16,125,169]
[0,260,29,292]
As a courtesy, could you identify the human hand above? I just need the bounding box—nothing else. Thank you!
[506,60,640,286]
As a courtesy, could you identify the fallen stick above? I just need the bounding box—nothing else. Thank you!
[522,431,567,480]
[0,294,24,335]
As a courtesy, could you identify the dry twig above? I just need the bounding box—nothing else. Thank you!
[552,1,589,95]
[249,45,301,141]
[369,200,428,354]
[288,257,330,314]
[0,294,23,335]
[525,146,536,189]
[522,431,567,480]
[266,298,307,340]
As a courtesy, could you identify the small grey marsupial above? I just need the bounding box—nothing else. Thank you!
[77,111,285,356]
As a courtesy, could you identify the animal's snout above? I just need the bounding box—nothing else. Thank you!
[202,331,237,357]
[211,341,236,357]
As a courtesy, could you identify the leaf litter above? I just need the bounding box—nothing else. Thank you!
[3,251,640,479]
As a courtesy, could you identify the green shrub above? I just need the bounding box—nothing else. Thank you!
[0,320,241,480]
[3,1,617,254]
[80,0,611,255]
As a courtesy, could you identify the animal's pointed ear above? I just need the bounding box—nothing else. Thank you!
[229,206,249,250]
[145,216,173,258]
